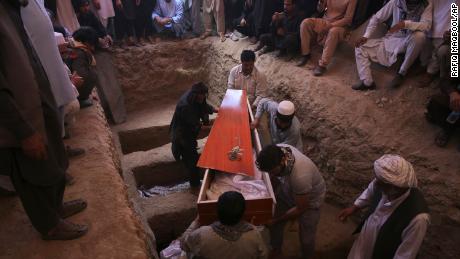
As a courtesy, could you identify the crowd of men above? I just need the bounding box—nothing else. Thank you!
[46,0,457,146]
[0,0,458,258]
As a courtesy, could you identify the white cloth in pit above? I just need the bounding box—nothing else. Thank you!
[206,172,269,200]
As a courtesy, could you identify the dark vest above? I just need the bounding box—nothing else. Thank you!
[354,188,429,259]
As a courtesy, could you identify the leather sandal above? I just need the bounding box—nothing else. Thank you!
[42,219,88,240]
[59,199,87,219]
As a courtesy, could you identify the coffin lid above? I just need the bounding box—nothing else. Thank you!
[197,89,255,177]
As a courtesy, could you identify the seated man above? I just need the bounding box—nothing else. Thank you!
[297,0,358,76]
[181,191,269,258]
[224,0,245,35]
[72,0,112,48]
[423,0,451,82]
[152,0,186,38]
[352,0,432,90]
[228,50,267,107]
[255,0,304,60]
[426,76,460,149]
[252,0,284,44]
[231,0,255,40]
[251,98,303,151]
[256,144,326,258]
[339,154,430,259]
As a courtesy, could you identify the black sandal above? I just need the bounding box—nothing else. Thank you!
[59,199,88,219]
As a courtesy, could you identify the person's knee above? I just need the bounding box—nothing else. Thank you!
[327,27,343,39]
[411,31,426,46]
[300,18,314,30]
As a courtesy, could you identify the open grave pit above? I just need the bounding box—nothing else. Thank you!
[112,38,460,258]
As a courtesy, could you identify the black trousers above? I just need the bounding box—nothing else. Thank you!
[253,0,283,37]
[427,93,460,132]
[259,29,300,54]
[135,0,156,39]
[172,138,201,187]
[114,5,135,40]
[233,13,254,37]
[1,149,65,235]
[224,0,244,31]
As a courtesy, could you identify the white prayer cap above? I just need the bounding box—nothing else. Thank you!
[54,32,65,46]
[374,154,417,188]
[277,101,295,116]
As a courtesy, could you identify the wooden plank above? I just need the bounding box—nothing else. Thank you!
[197,89,254,176]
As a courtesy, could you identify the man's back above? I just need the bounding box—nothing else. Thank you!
[182,223,269,259]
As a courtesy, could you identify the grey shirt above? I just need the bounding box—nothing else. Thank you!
[255,98,303,151]
[278,144,326,209]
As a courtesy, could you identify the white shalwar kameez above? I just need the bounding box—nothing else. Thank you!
[57,0,80,33]
[355,0,432,86]
[347,180,430,259]
[91,0,115,28]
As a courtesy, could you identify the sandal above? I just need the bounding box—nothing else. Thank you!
[42,219,88,240]
[59,198,88,219]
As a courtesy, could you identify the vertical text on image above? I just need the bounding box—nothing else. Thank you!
[451,3,459,77]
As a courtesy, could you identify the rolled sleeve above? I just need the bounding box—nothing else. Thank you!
[255,98,277,118]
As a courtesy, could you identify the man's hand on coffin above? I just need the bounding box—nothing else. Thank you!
[266,194,309,226]
[251,118,260,129]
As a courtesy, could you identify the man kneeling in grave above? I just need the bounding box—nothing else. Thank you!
[256,144,326,259]
[251,98,303,151]
[180,191,269,258]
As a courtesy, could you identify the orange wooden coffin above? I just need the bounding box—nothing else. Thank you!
[196,89,276,225]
